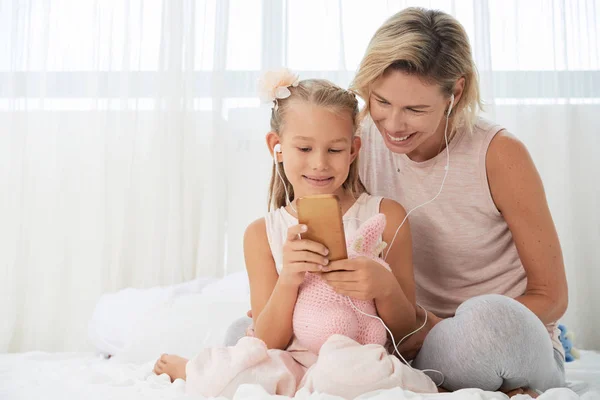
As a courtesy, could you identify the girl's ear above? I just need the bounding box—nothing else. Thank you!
[265,131,282,163]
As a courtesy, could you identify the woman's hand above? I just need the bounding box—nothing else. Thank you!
[278,224,330,287]
[318,256,397,301]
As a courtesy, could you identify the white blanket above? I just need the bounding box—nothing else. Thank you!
[44,273,595,399]
[1,350,599,399]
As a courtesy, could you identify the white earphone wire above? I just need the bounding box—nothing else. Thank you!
[273,96,455,386]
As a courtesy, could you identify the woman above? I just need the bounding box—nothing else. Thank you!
[348,6,568,395]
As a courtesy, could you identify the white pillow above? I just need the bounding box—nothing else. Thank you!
[200,271,250,300]
[113,273,251,363]
[88,277,216,356]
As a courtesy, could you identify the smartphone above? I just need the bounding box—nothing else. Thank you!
[296,194,348,261]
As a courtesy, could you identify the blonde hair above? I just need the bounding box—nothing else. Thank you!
[351,7,483,135]
[268,79,366,211]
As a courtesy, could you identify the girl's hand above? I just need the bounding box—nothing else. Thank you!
[318,256,398,301]
[279,224,330,287]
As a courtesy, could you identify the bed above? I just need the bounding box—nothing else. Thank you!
[2,273,598,400]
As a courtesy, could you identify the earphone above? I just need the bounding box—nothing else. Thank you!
[383,93,454,260]
[273,143,297,212]
[273,143,282,164]
[271,93,456,386]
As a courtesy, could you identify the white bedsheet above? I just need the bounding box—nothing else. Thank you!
[1,349,599,400]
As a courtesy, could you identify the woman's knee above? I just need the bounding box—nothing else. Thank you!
[456,294,522,317]
[223,316,252,346]
[454,294,550,341]
[414,295,561,391]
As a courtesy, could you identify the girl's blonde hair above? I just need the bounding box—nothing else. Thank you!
[351,7,483,135]
[268,79,366,211]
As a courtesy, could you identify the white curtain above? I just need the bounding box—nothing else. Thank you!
[1,0,598,353]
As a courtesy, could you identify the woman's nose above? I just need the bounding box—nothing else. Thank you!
[385,109,407,133]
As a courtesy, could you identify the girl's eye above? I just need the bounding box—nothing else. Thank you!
[298,147,311,152]
[329,149,343,153]
[376,99,390,105]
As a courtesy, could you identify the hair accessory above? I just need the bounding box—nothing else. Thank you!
[258,68,300,110]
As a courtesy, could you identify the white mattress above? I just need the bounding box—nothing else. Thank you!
[1,349,599,400]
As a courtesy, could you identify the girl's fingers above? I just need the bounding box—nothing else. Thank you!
[286,224,307,241]
[287,250,329,266]
[289,239,329,256]
[289,262,324,273]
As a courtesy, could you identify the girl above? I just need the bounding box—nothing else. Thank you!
[153,70,436,398]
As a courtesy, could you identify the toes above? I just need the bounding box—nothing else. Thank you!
[153,359,166,375]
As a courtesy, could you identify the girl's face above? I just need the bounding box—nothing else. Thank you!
[274,101,360,201]
[369,70,453,162]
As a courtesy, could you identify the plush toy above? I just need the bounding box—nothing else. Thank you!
[558,324,581,362]
[292,213,391,355]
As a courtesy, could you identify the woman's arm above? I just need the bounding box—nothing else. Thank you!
[244,218,297,350]
[486,131,568,324]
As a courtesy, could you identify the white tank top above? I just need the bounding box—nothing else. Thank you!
[265,193,383,273]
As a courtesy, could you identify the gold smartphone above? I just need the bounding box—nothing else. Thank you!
[296,194,348,261]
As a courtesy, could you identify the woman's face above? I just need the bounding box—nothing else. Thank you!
[369,70,452,161]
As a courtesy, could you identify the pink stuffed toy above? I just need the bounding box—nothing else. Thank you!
[292,213,390,354]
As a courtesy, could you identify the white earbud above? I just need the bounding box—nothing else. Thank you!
[273,143,281,164]
[447,94,455,117]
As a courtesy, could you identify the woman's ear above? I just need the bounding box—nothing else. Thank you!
[350,136,362,164]
[452,77,466,107]
[265,131,282,163]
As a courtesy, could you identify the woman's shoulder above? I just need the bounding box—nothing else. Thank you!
[486,129,532,176]
[470,116,506,140]
[456,116,508,161]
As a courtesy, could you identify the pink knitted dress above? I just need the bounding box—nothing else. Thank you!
[292,213,390,354]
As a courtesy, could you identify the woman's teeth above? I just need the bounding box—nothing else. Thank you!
[387,132,414,142]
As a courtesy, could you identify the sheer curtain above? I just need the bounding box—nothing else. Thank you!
[0,0,598,353]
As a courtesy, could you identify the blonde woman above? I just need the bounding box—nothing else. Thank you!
[351,7,568,396]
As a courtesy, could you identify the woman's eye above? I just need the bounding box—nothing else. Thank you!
[376,99,390,105]
[298,147,311,152]
[408,108,425,114]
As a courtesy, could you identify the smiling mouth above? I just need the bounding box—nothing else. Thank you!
[302,175,335,187]
[387,132,415,142]
[303,175,333,182]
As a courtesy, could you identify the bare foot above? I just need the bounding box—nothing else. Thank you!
[153,354,188,382]
[505,387,539,398]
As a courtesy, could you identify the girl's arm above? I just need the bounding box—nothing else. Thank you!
[486,131,568,324]
[244,219,329,350]
[244,218,296,350]
[375,198,418,343]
